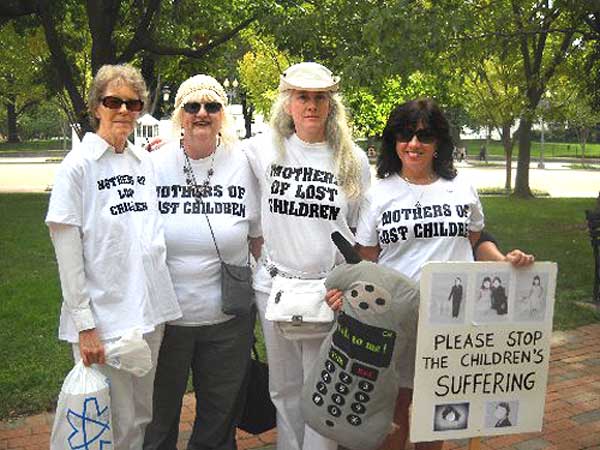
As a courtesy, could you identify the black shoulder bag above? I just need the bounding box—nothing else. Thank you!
[238,343,276,434]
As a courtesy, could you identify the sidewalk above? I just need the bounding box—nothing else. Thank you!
[2,323,599,450]
[2,155,600,198]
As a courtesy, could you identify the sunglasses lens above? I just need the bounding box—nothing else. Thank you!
[397,131,414,143]
[204,102,222,113]
[183,102,201,114]
[183,102,222,114]
[416,130,435,143]
[126,100,144,112]
[102,96,143,111]
[102,96,123,109]
[397,129,435,143]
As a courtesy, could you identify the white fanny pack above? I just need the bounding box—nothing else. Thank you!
[265,275,334,340]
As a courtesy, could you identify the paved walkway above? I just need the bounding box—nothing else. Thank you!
[2,323,599,450]
[1,156,599,198]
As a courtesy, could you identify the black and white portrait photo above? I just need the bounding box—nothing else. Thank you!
[515,273,548,322]
[433,402,469,431]
[428,272,468,324]
[484,400,519,429]
[473,272,510,323]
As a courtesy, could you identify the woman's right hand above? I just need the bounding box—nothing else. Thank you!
[325,289,344,312]
[145,137,165,152]
[78,329,105,366]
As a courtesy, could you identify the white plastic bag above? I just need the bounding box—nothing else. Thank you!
[104,329,152,377]
[50,360,113,450]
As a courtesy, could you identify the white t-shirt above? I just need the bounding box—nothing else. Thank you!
[46,133,181,343]
[243,132,371,292]
[356,173,484,281]
[152,141,261,325]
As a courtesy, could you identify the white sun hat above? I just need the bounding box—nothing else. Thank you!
[279,62,340,92]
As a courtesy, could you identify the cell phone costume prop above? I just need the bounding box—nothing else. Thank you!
[301,232,420,450]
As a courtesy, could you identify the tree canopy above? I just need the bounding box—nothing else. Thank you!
[1,0,598,196]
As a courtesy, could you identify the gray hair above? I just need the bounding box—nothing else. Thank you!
[269,91,362,199]
[87,64,148,130]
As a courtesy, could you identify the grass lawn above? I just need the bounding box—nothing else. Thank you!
[1,194,598,420]
[0,140,70,153]
[462,139,600,160]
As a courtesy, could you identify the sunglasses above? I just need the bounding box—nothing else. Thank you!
[183,102,222,114]
[397,129,436,144]
[101,96,144,112]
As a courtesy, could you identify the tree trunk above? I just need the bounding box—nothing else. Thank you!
[501,122,513,191]
[578,127,590,161]
[86,0,119,73]
[141,52,158,115]
[38,0,92,139]
[514,117,534,198]
[241,92,253,139]
[6,96,19,143]
[485,126,491,158]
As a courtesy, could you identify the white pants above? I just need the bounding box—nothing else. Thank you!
[72,325,164,450]
[256,290,337,450]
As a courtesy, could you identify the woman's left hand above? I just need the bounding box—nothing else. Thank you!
[505,249,535,267]
[325,289,344,312]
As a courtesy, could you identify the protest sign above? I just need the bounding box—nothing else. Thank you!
[410,262,557,442]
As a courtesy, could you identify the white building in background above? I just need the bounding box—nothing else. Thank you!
[70,114,172,151]
[226,104,269,138]
[135,113,160,147]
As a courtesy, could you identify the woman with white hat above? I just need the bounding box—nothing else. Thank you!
[243,62,372,450]
[143,74,262,450]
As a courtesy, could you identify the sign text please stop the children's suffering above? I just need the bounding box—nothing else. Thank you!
[410,262,557,442]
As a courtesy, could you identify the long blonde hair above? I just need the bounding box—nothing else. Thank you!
[269,91,363,199]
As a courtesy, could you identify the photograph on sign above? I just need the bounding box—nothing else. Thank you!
[433,402,470,431]
[428,272,468,324]
[410,261,557,443]
[514,272,549,322]
[484,399,519,429]
[472,271,511,324]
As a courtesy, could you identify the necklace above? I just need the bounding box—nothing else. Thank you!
[400,172,437,208]
[182,140,217,198]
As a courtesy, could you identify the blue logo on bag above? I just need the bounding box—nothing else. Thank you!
[66,397,111,449]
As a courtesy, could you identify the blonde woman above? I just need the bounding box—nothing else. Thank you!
[242,62,371,450]
[143,75,261,450]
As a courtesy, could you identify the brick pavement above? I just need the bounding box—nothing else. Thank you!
[2,323,599,450]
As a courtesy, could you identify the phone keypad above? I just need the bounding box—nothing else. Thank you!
[310,356,378,428]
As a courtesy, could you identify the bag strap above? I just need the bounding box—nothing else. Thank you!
[182,142,250,265]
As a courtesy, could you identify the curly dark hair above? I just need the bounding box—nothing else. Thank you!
[376,98,456,180]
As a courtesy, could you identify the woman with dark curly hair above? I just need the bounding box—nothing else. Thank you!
[349,98,532,450]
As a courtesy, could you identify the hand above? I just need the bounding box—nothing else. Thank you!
[325,289,344,312]
[145,137,165,152]
[505,249,535,267]
[78,329,105,366]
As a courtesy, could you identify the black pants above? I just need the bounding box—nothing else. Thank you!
[143,311,255,450]
[451,298,461,318]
